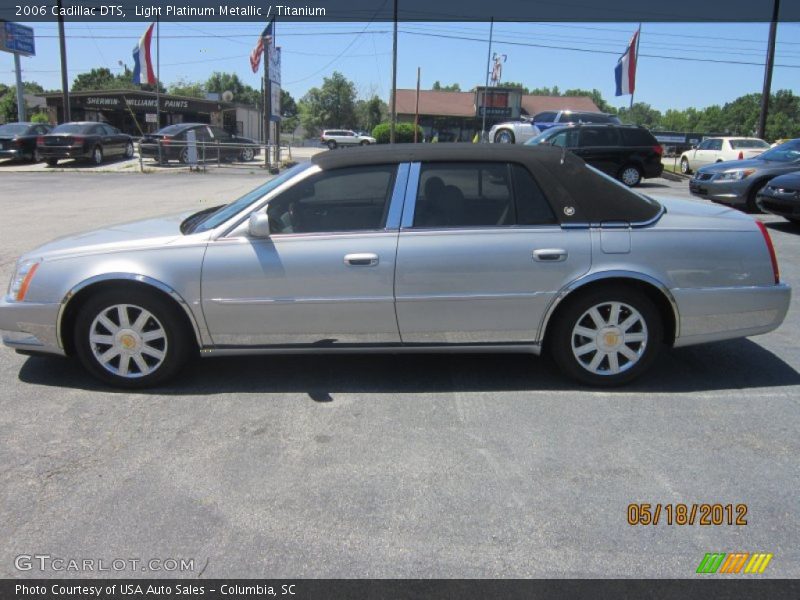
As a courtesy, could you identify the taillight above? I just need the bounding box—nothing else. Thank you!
[755,220,780,284]
[161,135,171,146]
[36,136,44,145]
[653,144,663,156]
[71,135,85,144]
[15,138,24,147]
[738,151,744,160]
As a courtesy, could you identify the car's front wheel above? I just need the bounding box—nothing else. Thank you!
[239,147,255,161]
[73,289,192,388]
[680,157,691,174]
[360,140,370,146]
[549,287,663,386]
[327,140,337,150]
[124,141,134,158]
[619,164,642,187]
[91,145,104,165]
[494,129,515,144]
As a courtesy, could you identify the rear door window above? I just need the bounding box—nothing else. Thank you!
[620,128,657,146]
[579,127,620,147]
[533,112,557,122]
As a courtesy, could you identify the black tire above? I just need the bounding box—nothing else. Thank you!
[494,129,515,144]
[360,140,369,146]
[124,141,134,158]
[680,157,691,174]
[239,147,255,161]
[618,164,643,187]
[548,286,663,387]
[73,288,193,389]
[91,145,103,165]
[179,147,189,164]
[45,158,58,167]
[745,183,766,214]
[327,140,337,150]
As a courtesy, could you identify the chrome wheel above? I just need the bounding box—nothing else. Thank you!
[495,130,514,144]
[571,301,648,376]
[680,158,690,174]
[89,304,168,379]
[620,166,641,187]
[125,141,134,158]
[240,147,254,161]
[92,146,103,165]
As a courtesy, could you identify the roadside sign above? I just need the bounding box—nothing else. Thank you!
[0,22,35,57]
[268,47,281,85]
[145,113,158,123]
[270,83,281,120]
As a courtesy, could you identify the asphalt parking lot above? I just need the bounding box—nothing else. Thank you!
[0,172,798,578]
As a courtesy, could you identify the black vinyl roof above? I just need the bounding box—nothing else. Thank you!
[312,143,661,225]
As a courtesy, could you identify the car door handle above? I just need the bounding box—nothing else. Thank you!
[532,248,568,262]
[344,253,379,266]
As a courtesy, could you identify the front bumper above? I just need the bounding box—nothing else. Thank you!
[673,283,791,347]
[37,146,90,160]
[756,192,800,220]
[0,148,23,159]
[0,297,65,356]
[689,177,749,206]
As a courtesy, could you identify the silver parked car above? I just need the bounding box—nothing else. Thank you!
[0,145,790,388]
[320,129,376,149]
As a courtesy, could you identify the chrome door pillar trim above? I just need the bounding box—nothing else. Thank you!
[400,162,422,229]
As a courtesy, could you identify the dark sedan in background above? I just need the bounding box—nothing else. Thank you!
[139,123,260,164]
[0,122,52,162]
[757,172,800,225]
[37,122,134,166]
[689,139,800,212]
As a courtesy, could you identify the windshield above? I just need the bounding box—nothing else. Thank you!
[189,162,310,234]
[729,139,769,149]
[51,123,92,134]
[156,124,190,136]
[0,123,30,135]
[758,139,800,162]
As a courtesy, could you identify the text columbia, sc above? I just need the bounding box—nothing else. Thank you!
[135,5,327,18]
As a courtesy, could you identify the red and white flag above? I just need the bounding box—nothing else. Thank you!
[250,21,273,73]
[132,23,156,85]
[614,28,639,96]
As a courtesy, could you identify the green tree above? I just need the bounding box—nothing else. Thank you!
[298,71,357,136]
[563,88,616,114]
[356,95,386,133]
[280,89,299,133]
[499,81,528,93]
[168,79,206,98]
[432,81,461,92]
[372,121,422,143]
[205,72,260,106]
[0,83,47,122]
[616,102,662,128]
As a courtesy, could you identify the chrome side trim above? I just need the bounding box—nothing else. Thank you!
[57,273,205,351]
[397,291,549,302]
[201,343,541,357]
[209,295,395,306]
[536,270,680,343]
[400,162,421,229]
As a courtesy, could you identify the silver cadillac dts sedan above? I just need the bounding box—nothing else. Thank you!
[0,145,790,388]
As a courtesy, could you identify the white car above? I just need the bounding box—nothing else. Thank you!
[679,137,770,174]
[320,129,376,149]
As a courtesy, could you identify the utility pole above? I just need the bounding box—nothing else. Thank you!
[14,54,25,122]
[480,18,494,143]
[56,0,70,122]
[414,67,420,143]
[757,0,780,140]
[155,17,161,128]
[264,25,271,168]
[390,0,398,143]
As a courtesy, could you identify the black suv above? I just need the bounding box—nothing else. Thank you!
[525,124,663,187]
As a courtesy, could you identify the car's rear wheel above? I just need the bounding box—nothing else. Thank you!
[619,164,642,187]
[745,182,766,214]
[549,287,663,386]
[73,289,192,389]
[91,145,103,165]
[494,129,515,144]
[124,141,134,158]
[179,147,189,164]
[327,140,337,150]
[45,158,58,166]
[680,157,691,174]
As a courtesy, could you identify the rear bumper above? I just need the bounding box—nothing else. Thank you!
[643,162,664,178]
[38,146,90,160]
[0,148,24,159]
[0,297,65,356]
[673,283,791,347]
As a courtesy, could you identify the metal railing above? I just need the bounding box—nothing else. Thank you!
[137,139,292,172]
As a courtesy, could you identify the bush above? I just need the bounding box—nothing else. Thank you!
[30,112,50,124]
[372,121,422,144]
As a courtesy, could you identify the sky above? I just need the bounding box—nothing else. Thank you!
[2,20,800,112]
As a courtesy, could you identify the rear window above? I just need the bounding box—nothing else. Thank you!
[0,123,30,135]
[580,127,620,147]
[620,128,658,146]
[729,139,769,149]
[157,124,189,135]
[51,123,93,134]
[563,113,618,124]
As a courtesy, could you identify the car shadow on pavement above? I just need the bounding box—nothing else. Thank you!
[766,220,800,235]
[16,337,800,396]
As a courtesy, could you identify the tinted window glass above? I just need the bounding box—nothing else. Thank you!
[267,165,396,234]
[576,113,613,123]
[52,123,93,134]
[758,140,800,162]
[729,139,769,149]
[533,112,557,122]
[696,140,710,150]
[548,128,579,147]
[157,124,190,135]
[580,127,619,147]
[709,139,723,151]
[512,164,556,225]
[621,128,657,146]
[0,123,30,135]
[415,163,514,228]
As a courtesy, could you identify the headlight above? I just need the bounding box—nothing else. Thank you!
[7,259,41,301]
[716,168,756,181]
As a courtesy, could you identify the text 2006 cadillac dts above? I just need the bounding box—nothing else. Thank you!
[0,145,790,388]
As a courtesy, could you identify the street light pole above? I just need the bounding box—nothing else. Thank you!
[480,17,494,143]
[390,0,398,144]
[757,0,780,139]
[56,0,70,122]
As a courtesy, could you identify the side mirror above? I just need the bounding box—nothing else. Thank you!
[691,144,697,150]
[248,212,271,238]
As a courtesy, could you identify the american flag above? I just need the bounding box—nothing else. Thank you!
[250,21,273,73]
